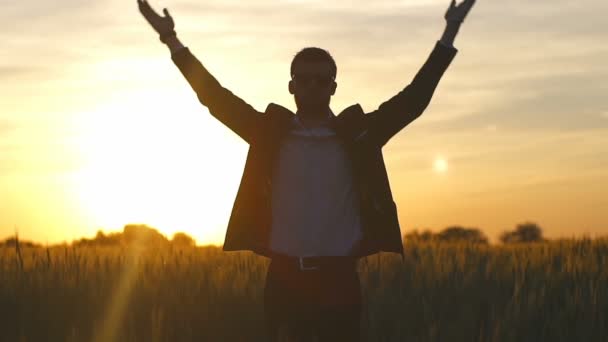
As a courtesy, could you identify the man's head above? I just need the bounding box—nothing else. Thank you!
[289,47,337,113]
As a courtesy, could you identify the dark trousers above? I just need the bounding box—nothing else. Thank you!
[263,258,362,341]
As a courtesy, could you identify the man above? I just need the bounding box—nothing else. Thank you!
[138,1,476,340]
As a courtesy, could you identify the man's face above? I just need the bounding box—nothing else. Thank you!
[289,61,336,111]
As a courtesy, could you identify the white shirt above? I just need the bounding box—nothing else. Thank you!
[268,109,363,257]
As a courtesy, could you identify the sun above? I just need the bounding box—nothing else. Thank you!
[433,156,448,173]
[69,90,247,245]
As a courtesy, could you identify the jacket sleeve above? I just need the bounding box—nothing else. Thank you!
[365,41,458,147]
[171,47,264,144]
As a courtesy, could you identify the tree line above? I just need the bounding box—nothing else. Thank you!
[1,224,197,248]
[403,221,547,244]
[0,221,576,248]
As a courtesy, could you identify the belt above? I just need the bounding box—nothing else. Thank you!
[270,254,357,272]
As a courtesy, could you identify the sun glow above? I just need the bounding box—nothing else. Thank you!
[433,156,448,173]
[70,90,246,245]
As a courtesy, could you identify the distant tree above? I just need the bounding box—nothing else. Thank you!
[93,230,122,246]
[73,237,92,247]
[437,226,488,244]
[2,237,41,248]
[403,226,489,244]
[122,224,169,248]
[171,232,195,247]
[73,230,123,247]
[500,221,545,243]
[95,230,105,240]
[403,229,436,243]
[72,225,173,248]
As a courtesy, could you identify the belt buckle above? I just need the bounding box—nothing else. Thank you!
[299,257,319,271]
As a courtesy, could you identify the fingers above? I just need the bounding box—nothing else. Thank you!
[163,8,172,18]
[138,0,160,18]
[462,0,476,14]
[455,0,475,22]
[137,0,151,14]
[137,0,150,10]
[453,0,475,12]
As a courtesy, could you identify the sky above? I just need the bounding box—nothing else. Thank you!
[1,0,607,246]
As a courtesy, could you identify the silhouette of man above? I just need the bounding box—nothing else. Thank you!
[138,1,476,340]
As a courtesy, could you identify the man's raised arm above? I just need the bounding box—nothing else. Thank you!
[365,0,475,148]
[138,0,263,144]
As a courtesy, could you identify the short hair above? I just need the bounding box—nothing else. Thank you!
[290,47,337,80]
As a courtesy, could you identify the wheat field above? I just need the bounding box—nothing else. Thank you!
[1,238,607,341]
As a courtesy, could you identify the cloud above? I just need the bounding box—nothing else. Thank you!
[0,120,17,134]
[3,0,607,128]
[461,176,586,198]
[0,66,60,83]
[409,33,608,132]
[383,126,608,176]
[0,66,41,78]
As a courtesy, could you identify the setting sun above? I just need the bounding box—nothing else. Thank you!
[69,90,248,245]
[433,156,448,173]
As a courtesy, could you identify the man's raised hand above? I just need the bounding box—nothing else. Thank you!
[137,0,175,36]
[444,0,476,24]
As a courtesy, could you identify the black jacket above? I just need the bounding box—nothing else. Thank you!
[171,41,458,260]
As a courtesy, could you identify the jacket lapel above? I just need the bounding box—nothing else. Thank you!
[264,102,366,141]
[333,103,366,141]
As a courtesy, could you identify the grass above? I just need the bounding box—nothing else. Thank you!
[1,238,607,341]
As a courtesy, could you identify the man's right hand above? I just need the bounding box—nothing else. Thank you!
[137,0,175,36]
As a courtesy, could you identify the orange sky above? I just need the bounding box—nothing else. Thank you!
[1,0,607,245]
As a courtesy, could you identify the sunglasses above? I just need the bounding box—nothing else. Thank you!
[291,73,334,87]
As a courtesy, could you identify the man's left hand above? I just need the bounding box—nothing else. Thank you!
[444,0,476,24]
